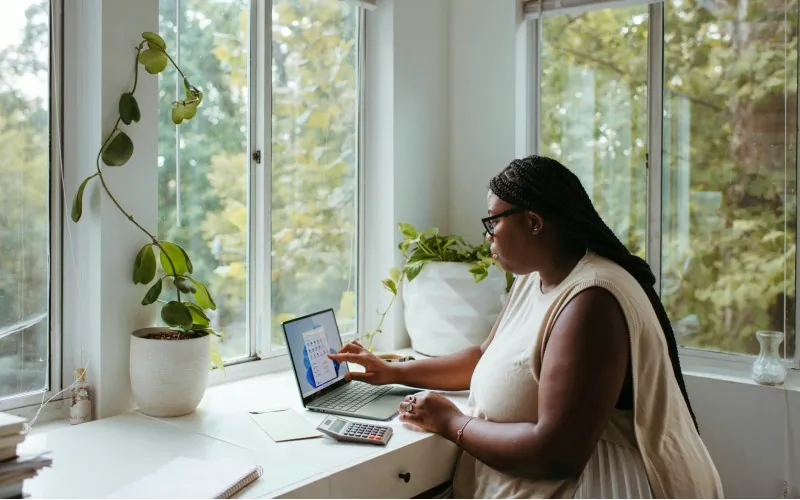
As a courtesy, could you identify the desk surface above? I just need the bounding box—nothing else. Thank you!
[20,368,470,498]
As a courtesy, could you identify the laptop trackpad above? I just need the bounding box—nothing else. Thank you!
[357,386,420,421]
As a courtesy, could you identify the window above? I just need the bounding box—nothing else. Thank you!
[0,0,56,403]
[540,6,650,258]
[531,0,798,360]
[661,0,797,357]
[158,0,361,362]
[270,0,360,349]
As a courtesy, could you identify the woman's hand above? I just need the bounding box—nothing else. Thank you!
[327,340,399,385]
[398,391,465,437]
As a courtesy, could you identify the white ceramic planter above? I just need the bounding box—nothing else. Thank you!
[130,327,210,417]
[403,262,507,357]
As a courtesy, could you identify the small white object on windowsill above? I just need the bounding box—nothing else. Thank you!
[69,368,92,425]
[750,331,787,386]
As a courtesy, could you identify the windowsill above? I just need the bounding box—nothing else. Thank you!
[679,347,800,392]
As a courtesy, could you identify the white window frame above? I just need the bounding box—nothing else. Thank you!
[522,0,800,377]
[209,0,366,385]
[0,0,72,417]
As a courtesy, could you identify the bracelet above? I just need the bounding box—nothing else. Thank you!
[456,417,474,444]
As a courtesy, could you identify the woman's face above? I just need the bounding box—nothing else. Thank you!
[485,191,543,276]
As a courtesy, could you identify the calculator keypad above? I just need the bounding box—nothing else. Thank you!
[345,423,388,441]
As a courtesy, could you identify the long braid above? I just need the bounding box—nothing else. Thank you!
[489,155,699,431]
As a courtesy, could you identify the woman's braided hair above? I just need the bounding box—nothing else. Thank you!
[489,154,698,431]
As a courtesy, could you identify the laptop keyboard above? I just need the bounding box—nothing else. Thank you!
[314,382,392,412]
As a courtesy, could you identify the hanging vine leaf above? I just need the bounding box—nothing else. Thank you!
[142,31,166,50]
[187,277,216,310]
[102,131,134,167]
[185,302,210,328]
[138,48,168,74]
[71,175,95,222]
[133,244,156,284]
[161,301,193,329]
[119,93,141,125]
[174,276,196,294]
[159,241,190,275]
[141,279,162,306]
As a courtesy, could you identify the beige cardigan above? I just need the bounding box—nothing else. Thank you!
[453,251,723,498]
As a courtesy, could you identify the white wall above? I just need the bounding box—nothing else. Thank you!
[362,0,450,351]
[63,0,159,419]
[448,0,519,243]
[445,1,800,497]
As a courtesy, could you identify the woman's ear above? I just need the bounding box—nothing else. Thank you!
[527,212,544,235]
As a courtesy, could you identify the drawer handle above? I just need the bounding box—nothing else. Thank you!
[399,472,411,483]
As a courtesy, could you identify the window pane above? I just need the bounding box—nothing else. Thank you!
[540,6,650,258]
[271,0,360,348]
[662,0,797,357]
[158,0,251,361]
[0,0,51,399]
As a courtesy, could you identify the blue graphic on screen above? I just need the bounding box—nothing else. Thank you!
[285,311,349,398]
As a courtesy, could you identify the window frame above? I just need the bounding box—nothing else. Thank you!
[204,0,365,383]
[523,0,800,372]
[0,0,68,415]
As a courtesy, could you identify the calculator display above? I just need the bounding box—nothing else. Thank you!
[330,419,346,432]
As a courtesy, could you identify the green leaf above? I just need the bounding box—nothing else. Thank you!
[159,241,190,275]
[71,175,94,222]
[133,244,156,284]
[185,302,210,327]
[161,301,193,329]
[174,276,196,294]
[172,104,185,125]
[210,344,224,371]
[142,31,166,50]
[398,222,417,239]
[102,131,134,167]
[381,279,397,295]
[138,48,168,74]
[405,260,428,281]
[183,101,199,120]
[119,93,141,125]
[187,277,217,310]
[388,266,402,285]
[141,279,162,305]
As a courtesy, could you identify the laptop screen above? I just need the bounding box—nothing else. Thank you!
[282,309,350,399]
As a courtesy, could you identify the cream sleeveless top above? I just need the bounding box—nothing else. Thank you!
[451,251,723,499]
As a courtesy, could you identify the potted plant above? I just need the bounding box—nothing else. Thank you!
[363,223,514,356]
[70,31,222,418]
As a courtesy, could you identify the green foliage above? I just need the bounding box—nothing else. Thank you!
[68,31,223,370]
[361,223,513,350]
[539,1,798,357]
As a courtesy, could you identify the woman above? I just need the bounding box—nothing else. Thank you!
[329,155,723,499]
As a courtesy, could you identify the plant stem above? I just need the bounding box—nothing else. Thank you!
[164,51,187,80]
[131,45,142,94]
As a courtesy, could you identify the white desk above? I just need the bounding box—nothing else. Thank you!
[20,369,468,498]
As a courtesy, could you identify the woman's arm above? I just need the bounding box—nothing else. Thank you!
[433,287,630,480]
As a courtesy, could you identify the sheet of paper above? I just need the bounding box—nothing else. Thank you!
[250,409,322,442]
[302,326,337,387]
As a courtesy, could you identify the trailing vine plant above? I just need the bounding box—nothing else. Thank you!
[70,32,223,370]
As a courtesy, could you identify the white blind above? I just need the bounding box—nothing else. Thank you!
[346,0,377,9]
[523,0,659,19]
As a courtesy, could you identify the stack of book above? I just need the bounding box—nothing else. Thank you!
[0,413,51,499]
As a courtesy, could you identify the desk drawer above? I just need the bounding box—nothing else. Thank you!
[328,436,459,498]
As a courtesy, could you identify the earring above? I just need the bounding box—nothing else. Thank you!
[532,226,540,235]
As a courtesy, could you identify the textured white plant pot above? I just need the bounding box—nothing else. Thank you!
[403,262,507,357]
[130,327,210,418]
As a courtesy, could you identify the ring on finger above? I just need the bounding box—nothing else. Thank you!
[408,395,417,404]
[400,401,414,413]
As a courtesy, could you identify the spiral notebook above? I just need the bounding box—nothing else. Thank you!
[110,457,263,499]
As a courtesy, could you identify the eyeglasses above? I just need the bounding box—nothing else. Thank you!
[481,207,525,236]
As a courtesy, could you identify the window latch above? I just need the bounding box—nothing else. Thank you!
[252,150,262,164]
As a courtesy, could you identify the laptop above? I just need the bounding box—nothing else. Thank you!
[282,308,418,421]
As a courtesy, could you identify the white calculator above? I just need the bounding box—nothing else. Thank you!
[316,415,393,446]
